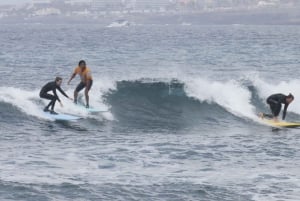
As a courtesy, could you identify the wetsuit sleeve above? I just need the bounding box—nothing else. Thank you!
[57,86,69,99]
[282,104,289,120]
[53,88,60,102]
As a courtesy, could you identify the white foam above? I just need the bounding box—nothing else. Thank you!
[252,77,300,115]
[0,81,114,120]
[107,20,130,28]
[64,77,115,120]
[0,87,46,119]
[184,77,257,119]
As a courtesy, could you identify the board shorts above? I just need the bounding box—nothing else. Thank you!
[75,80,93,92]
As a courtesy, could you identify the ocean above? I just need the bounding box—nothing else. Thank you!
[0,23,300,201]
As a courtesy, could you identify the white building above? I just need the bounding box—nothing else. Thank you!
[65,0,92,5]
[134,0,170,10]
[32,0,51,4]
[91,0,123,12]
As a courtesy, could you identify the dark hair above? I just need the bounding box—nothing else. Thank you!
[79,60,86,66]
[55,77,62,82]
[287,93,294,100]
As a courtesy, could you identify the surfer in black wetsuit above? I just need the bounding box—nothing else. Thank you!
[39,77,72,114]
[263,93,294,122]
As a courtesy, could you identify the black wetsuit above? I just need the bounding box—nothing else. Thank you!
[266,93,289,120]
[39,81,68,111]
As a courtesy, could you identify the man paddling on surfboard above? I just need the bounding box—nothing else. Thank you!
[40,77,72,115]
[68,60,93,108]
[260,93,294,122]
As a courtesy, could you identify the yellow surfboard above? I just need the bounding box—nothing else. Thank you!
[260,118,300,128]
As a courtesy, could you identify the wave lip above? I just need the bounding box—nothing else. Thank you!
[104,78,257,130]
[2,76,300,127]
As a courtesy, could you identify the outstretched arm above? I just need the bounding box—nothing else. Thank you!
[57,86,69,99]
[68,73,76,85]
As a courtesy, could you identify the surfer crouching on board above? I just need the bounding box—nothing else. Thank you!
[40,77,72,114]
[67,60,93,108]
[261,93,294,122]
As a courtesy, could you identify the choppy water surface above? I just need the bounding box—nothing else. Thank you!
[0,24,300,200]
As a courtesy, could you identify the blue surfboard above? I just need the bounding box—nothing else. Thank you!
[76,103,108,113]
[42,112,81,121]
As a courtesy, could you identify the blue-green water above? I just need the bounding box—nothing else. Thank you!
[0,24,300,201]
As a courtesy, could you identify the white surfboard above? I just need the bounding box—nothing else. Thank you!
[42,112,81,121]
